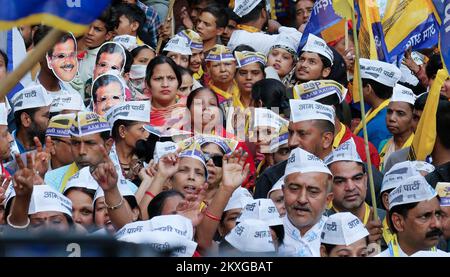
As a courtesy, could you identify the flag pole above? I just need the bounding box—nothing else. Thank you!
[350,3,378,219]
[0,28,64,100]
[155,0,176,54]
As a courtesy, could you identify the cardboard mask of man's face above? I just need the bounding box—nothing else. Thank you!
[47,34,79,82]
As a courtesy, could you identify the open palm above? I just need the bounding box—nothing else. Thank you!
[222,148,250,190]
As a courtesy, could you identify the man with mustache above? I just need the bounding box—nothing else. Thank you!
[279,147,333,257]
[92,74,126,116]
[378,175,447,256]
[44,112,113,193]
[47,33,78,83]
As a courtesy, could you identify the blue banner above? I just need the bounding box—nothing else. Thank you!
[432,0,445,21]
[440,0,450,71]
[387,13,439,64]
[0,0,111,35]
[298,0,342,52]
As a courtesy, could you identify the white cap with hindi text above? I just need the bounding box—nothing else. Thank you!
[289,99,335,125]
[381,161,419,193]
[321,212,369,246]
[391,83,416,105]
[225,219,275,252]
[359,58,401,88]
[389,175,437,210]
[224,187,254,212]
[163,35,192,56]
[11,84,53,112]
[301,34,334,65]
[28,185,72,217]
[233,0,263,17]
[324,138,362,165]
[104,101,150,128]
[284,147,332,177]
[236,199,283,227]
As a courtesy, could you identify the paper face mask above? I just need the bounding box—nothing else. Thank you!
[93,41,127,80]
[46,33,79,83]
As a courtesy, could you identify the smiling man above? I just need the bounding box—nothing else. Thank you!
[47,34,78,82]
[92,74,126,116]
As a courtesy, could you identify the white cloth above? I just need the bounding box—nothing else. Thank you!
[104,101,150,127]
[285,147,332,177]
[377,246,449,257]
[391,83,416,105]
[11,84,53,112]
[233,0,263,17]
[0,103,8,125]
[279,215,327,257]
[324,138,362,165]
[301,34,333,65]
[225,219,276,253]
[227,27,302,56]
[163,35,192,55]
[236,199,283,226]
[289,99,335,125]
[321,212,369,246]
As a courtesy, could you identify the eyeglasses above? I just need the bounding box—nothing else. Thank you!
[204,153,223,167]
[51,52,77,60]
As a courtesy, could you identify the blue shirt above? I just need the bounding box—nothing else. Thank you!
[357,107,392,150]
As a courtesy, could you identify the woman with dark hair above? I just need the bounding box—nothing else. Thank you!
[145,55,185,129]
[186,87,256,189]
[147,189,185,219]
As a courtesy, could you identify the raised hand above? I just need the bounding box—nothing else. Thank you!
[13,152,39,197]
[156,152,179,179]
[177,183,208,227]
[90,145,118,192]
[33,136,53,178]
[0,175,12,204]
[221,148,250,192]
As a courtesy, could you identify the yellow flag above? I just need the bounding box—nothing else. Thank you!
[332,0,354,19]
[352,58,361,102]
[357,0,383,59]
[408,69,449,161]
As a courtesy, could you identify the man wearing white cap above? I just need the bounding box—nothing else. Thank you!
[378,175,446,256]
[379,84,416,171]
[227,0,302,55]
[279,147,333,257]
[353,58,402,149]
[320,212,370,257]
[162,35,192,69]
[0,103,14,176]
[44,112,113,193]
[294,34,334,85]
[11,84,53,154]
[324,139,385,246]
[254,99,335,198]
[45,113,76,170]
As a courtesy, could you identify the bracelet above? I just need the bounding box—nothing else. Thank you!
[6,214,30,229]
[145,191,155,198]
[204,210,221,222]
[105,196,124,210]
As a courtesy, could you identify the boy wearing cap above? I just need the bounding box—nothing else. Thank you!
[378,175,446,256]
[44,112,114,193]
[379,84,416,171]
[280,147,333,257]
[294,34,334,85]
[353,59,402,149]
[11,85,53,154]
[113,3,146,46]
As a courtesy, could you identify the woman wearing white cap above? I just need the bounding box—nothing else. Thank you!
[320,212,370,257]
[105,101,150,184]
[162,35,192,69]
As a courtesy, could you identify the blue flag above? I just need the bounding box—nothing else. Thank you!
[439,0,450,72]
[297,0,343,53]
[0,0,111,35]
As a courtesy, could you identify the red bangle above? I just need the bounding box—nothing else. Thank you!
[145,191,155,198]
[204,210,221,222]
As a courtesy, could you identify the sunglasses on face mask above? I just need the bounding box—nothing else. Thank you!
[204,153,223,167]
